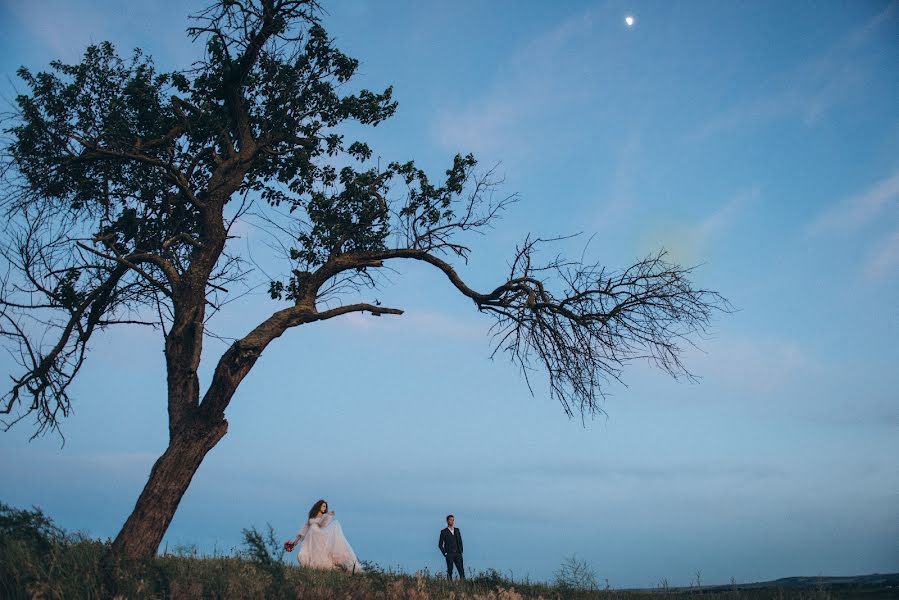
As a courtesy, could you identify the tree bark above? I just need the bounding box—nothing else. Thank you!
[109,417,227,559]
[108,139,247,560]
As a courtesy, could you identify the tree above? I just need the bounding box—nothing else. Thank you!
[0,0,728,559]
[554,554,599,591]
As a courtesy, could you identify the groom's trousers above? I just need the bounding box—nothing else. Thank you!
[445,552,464,580]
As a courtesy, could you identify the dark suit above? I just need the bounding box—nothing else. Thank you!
[438,527,464,580]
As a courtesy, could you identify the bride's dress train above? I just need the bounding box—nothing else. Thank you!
[297,514,363,572]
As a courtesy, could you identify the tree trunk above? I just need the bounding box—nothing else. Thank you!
[109,418,228,559]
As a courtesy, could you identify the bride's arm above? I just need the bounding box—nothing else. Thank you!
[294,522,310,543]
[316,511,335,527]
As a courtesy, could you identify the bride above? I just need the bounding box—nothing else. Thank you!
[285,499,363,572]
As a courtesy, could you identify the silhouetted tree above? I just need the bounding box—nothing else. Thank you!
[0,0,728,559]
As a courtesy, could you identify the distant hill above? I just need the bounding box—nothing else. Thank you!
[693,572,899,593]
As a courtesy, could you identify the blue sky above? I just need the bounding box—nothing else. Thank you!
[1,0,897,588]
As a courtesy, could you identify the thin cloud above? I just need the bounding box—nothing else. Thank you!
[4,0,199,70]
[643,186,759,264]
[593,133,643,232]
[3,0,111,59]
[434,7,600,160]
[489,460,787,483]
[0,449,157,479]
[694,186,759,242]
[687,3,896,142]
[807,170,899,237]
[804,170,899,286]
[863,229,899,282]
[690,335,817,396]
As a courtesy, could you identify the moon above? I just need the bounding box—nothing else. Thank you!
[625,15,635,27]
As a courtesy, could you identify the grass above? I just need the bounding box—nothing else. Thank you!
[1,501,893,599]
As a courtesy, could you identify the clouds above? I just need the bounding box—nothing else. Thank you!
[808,171,899,236]
[479,459,787,485]
[687,2,897,142]
[693,335,815,397]
[1,0,200,71]
[433,7,605,162]
[691,187,759,251]
[808,169,899,283]
[640,186,759,264]
[2,0,112,60]
[864,229,899,282]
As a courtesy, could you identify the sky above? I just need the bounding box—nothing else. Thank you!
[1,0,897,588]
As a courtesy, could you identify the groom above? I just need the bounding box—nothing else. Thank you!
[438,514,464,580]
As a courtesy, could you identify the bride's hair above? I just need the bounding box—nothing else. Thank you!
[308,499,327,520]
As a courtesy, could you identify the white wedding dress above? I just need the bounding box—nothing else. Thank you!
[297,513,363,572]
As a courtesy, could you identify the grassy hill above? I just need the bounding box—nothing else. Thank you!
[2,502,895,599]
